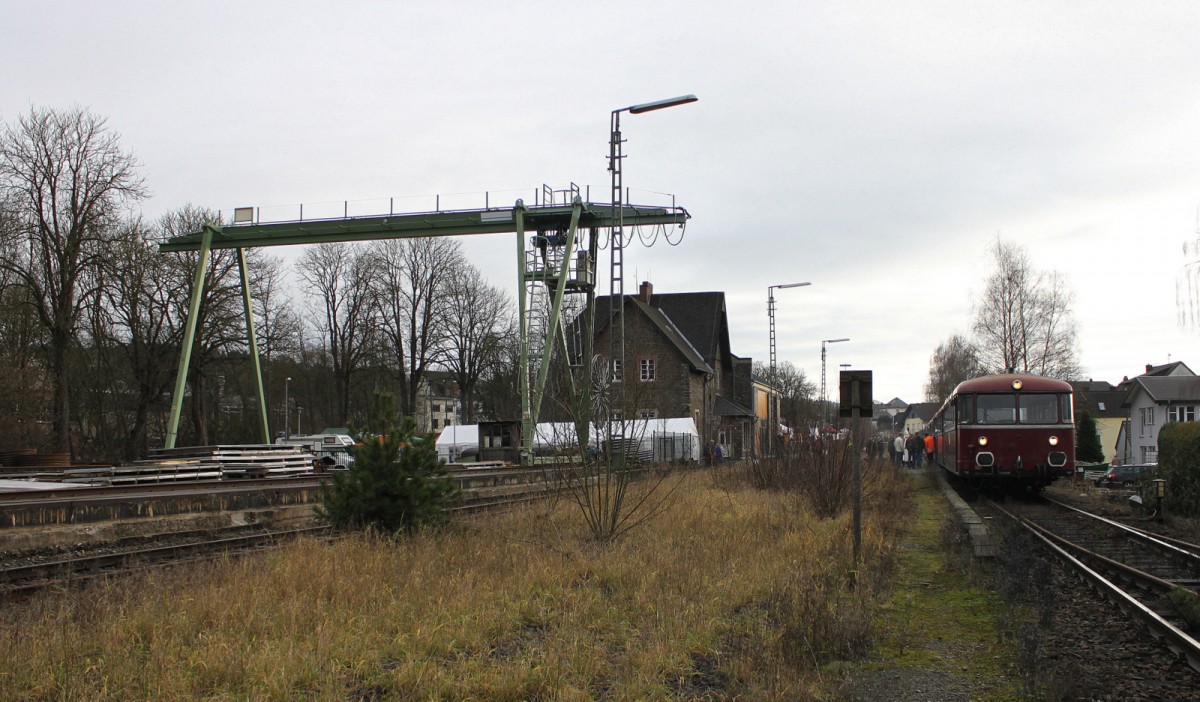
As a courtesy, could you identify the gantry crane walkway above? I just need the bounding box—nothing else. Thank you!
[159,187,689,462]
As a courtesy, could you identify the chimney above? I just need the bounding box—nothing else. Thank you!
[639,281,653,303]
[1146,364,1153,373]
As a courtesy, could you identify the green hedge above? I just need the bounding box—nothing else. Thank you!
[1157,422,1200,517]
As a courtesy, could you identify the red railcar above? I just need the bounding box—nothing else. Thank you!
[929,373,1074,490]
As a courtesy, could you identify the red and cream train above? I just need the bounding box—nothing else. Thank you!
[928,373,1074,490]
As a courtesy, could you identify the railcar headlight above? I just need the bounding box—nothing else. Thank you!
[978,436,988,446]
[1012,379,1023,390]
[1049,435,1059,446]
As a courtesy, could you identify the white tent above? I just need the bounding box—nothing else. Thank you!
[434,418,701,464]
[434,424,479,463]
[540,418,700,463]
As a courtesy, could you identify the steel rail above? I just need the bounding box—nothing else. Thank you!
[1,525,331,597]
[1,477,559,597]
[989,500,1200,672]
[1043,496,1200,566]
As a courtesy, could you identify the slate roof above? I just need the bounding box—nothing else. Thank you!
[1117,361,1196,391]
[1145,361,1194,377]
[589,296,714,374]
[594,291,729,372]
[904,402,939,423]
[631,298,713,374]
[714,394,754,418]
[1070,381,1127,419]
[1122,376,1200,406]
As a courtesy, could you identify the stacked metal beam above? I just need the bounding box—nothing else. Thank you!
[61,445,316,485]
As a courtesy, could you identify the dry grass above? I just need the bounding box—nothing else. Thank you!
[0,466,912,701]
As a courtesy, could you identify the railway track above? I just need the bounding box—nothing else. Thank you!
[984,494,1200,672]
[0,525,331,597]
[1,474,558,598]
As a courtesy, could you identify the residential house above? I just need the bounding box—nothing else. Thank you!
[416,371,461,435]
[1115,370,1200,465]
[1069,380,1126,465]
[545,282,758,459]
[901,402,938,436]
[874,397,909,435]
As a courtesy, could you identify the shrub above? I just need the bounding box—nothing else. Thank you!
[318,392,456,533]
[1157,422,1200,517]
[1075,411,1105,463]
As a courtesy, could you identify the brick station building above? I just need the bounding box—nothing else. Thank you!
[543,282,760,460]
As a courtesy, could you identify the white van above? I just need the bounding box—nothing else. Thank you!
[275,433,357,471]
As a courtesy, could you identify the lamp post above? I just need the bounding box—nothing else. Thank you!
[767,281,810,453]
[607,94,697,450]
[768,282,811,375]
[296,406,303,437]
[820,338,849,427]
[284,376,291,440]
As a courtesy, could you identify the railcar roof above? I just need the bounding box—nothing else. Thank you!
[951,373,1074,395]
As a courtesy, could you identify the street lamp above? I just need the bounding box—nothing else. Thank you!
[284,376,291,440]
[767,281,810,453]
[607,94,697,447]
[768,282,811,375]
[820,338,849,426]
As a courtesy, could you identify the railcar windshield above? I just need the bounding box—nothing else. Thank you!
[967,392,1071,424]
[976,394,1016,424]
[1019,394,1059,424]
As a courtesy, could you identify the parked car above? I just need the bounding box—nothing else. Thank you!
[1095,464,1155,488]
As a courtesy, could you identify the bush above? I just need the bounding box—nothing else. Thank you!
[1157,422,1200,517]
[1075,411,1105,463]
[318,392,456,534]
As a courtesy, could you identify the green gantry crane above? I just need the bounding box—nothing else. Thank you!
[158,187,688,463]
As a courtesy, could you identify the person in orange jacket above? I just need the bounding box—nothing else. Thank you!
[924,432,936,465]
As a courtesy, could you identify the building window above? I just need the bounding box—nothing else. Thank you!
[1141,446,1158,463]
[640,358,656,382]
[431,418,440,430]
[610,409,624,421]
[611,359,623,383]
[1168,405,1196,423]
[1141,407,1155,427]
[638,409,658,419]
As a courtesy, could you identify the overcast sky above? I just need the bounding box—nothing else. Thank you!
[3,1,1197,405]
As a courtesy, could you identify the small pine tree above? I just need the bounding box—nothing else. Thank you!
[318,391,456,534]
[1075,411,1105,463]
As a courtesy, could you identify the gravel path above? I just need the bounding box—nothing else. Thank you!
[831,470,1200,701]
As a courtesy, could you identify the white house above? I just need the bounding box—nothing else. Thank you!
[1115,375,1200,465]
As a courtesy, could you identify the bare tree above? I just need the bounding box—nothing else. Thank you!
[1177,210,1200,329]
[0,107,147,453]
[0,208,49,448]
[372,238,463,418]
[297,242,377,424]
[442,267,514,423]
[752,360,816,433]
[94,216,191,457]
[250,253,302,399]
[972,238,1080,379]
[474,330,521,421]
[925,333,982,402]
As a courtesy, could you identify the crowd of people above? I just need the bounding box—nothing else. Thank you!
[874,431,935,468]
